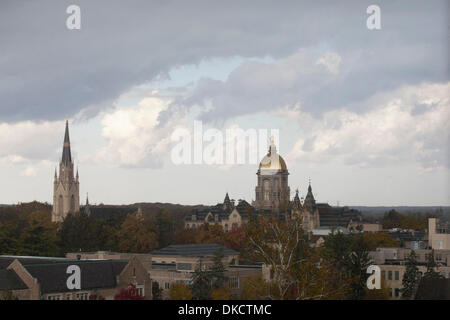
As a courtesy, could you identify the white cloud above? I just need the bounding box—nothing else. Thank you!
[88,96,187,167]
[0,120,61,163]
[287,82,450,170]
[316,52,342,74]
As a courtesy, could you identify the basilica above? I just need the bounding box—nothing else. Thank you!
[50,121,361,231]
[185,138,323,233]
[52,120,80,222]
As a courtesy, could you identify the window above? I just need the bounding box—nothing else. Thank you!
[177,263,192,271]
[136,285,144,297]
[394,288,400,298]
[394,271,399,281]
[381,271,385,280]
[229,276,239,289]
[389,288,392,297]
[76,292,89,300]
[164,282,170,290]
[48,294,61,300]
[388,271,392,280]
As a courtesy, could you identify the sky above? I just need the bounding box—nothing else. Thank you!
[0,1,449,206]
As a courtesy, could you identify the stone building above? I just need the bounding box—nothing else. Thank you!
[0,255,152,300]
[369,247,450,299]
[185,193,255,231]
[52,120,79,222]
[185,139,323,233]
[149,243,261,299]
[252,138,290,211]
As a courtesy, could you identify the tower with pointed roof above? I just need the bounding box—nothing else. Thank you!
[52,120,80,222]
[253,137,290,210]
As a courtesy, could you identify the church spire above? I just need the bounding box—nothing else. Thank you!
[62,119,72,164]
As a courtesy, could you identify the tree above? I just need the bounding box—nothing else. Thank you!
[239,276,270,300]
[347,234,372,300]
[245,212,348,300]
[117,214,159,253]
[210,249,228,289]
[423,250,444,280]
[114,284,144,300]
[0,289,18,300]
[211,288,230,300]
[190,260,212,300]
[245,211,305,299]
[152,281,163,300]
[155,210,175,249]
[59,211,101,252]
[169,282,193,300]
[401,250,421,299]
[361,232,400,250]
[17,210,61,257]
[323,232,372,300]
[364,279,390,300]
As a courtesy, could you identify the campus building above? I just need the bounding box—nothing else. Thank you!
[0,255,152,300]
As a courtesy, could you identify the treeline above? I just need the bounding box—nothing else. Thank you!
[382,210,428,231]
[0,202,186,256]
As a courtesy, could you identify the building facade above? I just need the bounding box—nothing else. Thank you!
[52,120,80,222]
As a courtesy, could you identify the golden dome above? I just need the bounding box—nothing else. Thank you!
[258,139,288,171]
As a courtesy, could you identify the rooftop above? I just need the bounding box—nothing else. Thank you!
[151,243,238,257]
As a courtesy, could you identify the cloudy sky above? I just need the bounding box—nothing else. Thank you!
[0,1,449,206]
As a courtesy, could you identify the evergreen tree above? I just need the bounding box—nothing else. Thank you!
[423,250,444,280]
[401,250,421,298]
[152,281,163,300]
[190,260,212,300]
[347,234,372,300]
[210,248,228,289]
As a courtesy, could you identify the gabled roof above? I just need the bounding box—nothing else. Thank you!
[22,260,128,294]
[151,243,238,257]
[0,269,28,290]
[0,256,75,270]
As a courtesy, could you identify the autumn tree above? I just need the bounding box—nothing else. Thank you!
[117,214,159,253]
[239,276,270,300]
[361,232,401,250]
[114,284,144,300]
[245,211,305,299]
[169,282,193,300]
[17,210,61,256]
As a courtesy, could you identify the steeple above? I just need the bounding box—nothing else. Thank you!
[223,192,233,211]
[61,120,72,165]
[304,180,316,211]
[52,118,80,222]
[292,188,302,210]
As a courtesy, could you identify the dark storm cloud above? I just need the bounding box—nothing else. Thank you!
[0,0,448,122]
